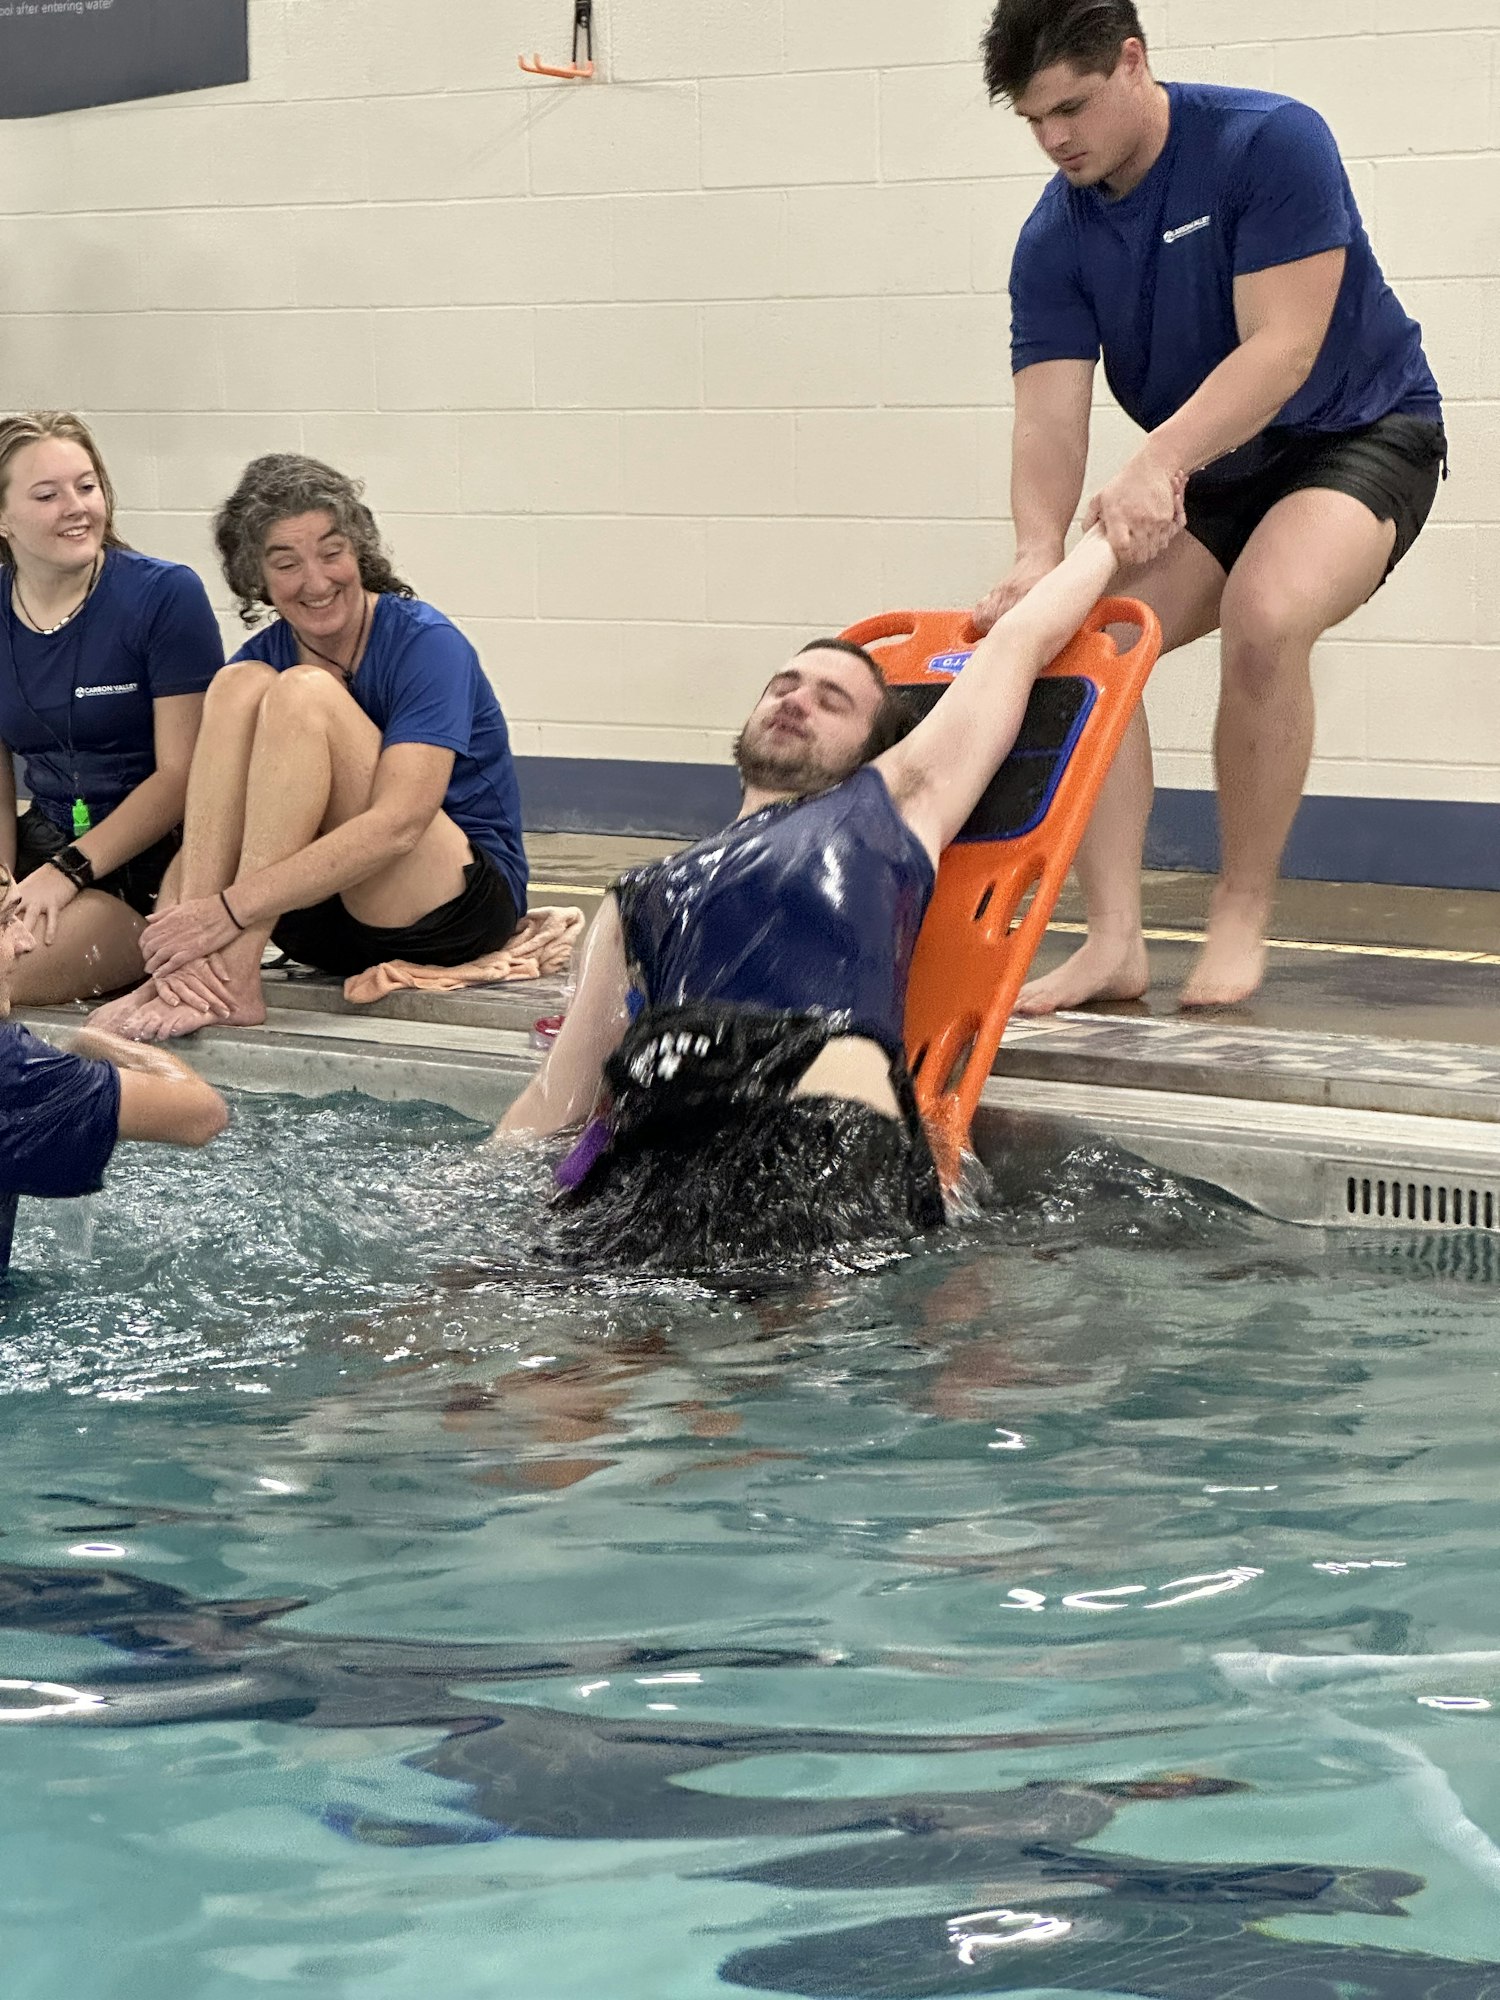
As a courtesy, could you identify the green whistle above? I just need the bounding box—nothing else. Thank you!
[72,798,91,836]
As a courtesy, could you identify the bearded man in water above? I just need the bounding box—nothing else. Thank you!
[494,523,1156,1273]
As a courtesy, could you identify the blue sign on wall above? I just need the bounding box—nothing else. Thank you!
[0,0,248,119]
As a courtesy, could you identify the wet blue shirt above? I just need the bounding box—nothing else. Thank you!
[0,1023,120,1274]
[0,550,222,830]
[1010,82,1440,441]
[234,595,528,912]
[615,765,935,1057]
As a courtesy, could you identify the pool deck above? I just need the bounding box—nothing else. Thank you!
[20,836,1500,1207]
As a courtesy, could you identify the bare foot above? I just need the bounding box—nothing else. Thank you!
[1179,889,1271,1009]
[1014,933,1150,1016]
[129,986,268,1043]
[89,980,159,1035]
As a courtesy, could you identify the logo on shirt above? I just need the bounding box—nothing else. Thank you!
[74,681,140,698]
[1163,215,1212,245]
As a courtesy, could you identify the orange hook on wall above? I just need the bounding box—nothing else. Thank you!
[519,0,596,79]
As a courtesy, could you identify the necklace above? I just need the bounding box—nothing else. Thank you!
[2,549,108,835]
[12,552,102,636]
[295,592,373,683]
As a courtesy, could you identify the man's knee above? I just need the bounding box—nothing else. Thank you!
[1219,582,1318,698]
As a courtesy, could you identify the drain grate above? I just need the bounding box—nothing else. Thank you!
[1338,1169,1500,1232]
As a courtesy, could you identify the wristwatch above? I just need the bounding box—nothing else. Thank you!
[49,844,95,890]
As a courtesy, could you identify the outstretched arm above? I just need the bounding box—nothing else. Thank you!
[878,527,1122,860]
[70,1027,229,1147]
[489,895,632,1144]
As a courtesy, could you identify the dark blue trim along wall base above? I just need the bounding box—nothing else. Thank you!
[517,758,1500,893]
[520,757,740,841]
[1144,790,1500,892]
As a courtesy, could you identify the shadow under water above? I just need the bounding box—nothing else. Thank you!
[3,1558,1498,1998]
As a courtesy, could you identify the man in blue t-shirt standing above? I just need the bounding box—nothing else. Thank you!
[0,863,228,1274]
[975,0,1445,1010]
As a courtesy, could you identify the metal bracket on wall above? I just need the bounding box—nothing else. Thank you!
[519,0,595,79]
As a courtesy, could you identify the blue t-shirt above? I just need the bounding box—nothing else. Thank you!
[615,766,935,1059]
[0,1022,120,1274]
[233,596,528,912]
[1010,83,1441,452]
[0,549,223,830]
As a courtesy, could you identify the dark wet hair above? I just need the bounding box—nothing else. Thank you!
[213,453,416,627]
[981,0,1147,102]
[796,637,917,763]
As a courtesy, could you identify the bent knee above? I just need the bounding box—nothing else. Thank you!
[257,663,350,721]
[1219,590,1319,689]
[205,658,279,711]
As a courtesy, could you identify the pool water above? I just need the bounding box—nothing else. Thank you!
[2,1091,1499,1999]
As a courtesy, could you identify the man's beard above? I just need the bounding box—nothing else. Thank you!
[733,719,859,797]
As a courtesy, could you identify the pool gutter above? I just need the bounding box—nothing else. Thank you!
[21,999,1500,1237]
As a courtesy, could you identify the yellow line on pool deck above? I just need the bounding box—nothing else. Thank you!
[531,884,1500,970]
[1045,920,1500,968]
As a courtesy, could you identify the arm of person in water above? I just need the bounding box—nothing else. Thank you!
[488,895,631,1145]
[70,1026,229,1146]
[878,525,1133,860]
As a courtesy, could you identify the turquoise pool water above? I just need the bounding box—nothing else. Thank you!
[2,1091,1499,1998]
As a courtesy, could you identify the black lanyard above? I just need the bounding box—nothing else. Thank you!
[0,557,103,834]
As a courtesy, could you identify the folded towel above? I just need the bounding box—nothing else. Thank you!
[342,905,586,1004]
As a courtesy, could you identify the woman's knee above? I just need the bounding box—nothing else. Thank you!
[256,664,348,729]
[205,658,278,718]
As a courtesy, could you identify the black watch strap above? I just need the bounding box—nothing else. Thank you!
[51,844,95,889]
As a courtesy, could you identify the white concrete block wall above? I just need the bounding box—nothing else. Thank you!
[0,0,1494,809]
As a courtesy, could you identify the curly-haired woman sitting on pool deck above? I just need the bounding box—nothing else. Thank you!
[94,455,529,1041]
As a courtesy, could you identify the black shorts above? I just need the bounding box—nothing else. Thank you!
[272,846,522,979]
[15,804,178,918]
[552,1003,945,1277]
[1184,412,1448,583]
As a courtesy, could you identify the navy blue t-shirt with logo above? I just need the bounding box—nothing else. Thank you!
[0,549,223,831]
[233,594,529,915]
[1010,83,1441,449]
[0,1022,120,1274]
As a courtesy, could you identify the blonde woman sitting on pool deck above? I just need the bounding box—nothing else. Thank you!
[93,456,529,1041]
[0,411,222,1007]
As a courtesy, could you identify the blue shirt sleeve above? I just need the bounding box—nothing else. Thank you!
[230,623,290,668]
[375,624,477,756]
[1231,101,1353,279]
[1009,201,1101,374]
[141,564,225,699]
[0,1026,120,1199]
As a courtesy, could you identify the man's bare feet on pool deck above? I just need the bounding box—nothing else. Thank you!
[1014,933,1151,1016]
[1179,888,1271,1010]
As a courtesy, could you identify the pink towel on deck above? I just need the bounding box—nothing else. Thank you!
[342,905,586,1004]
